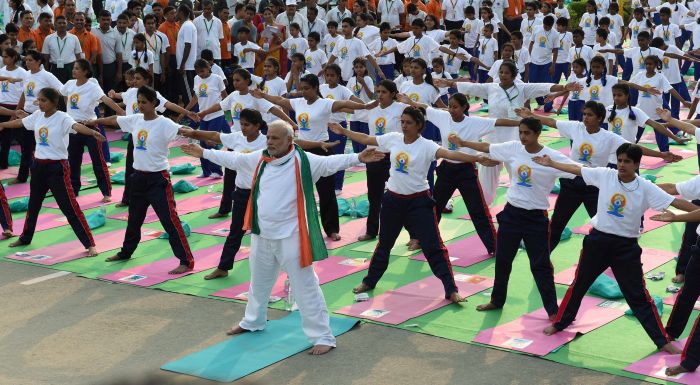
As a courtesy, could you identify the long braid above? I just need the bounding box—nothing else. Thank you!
[608,103,617,123]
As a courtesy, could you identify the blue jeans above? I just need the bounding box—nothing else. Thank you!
[199,115,226,175]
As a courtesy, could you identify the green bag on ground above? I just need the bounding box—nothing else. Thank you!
[172,179,199,193]
[551,182,560,194]
[110,152,124,163]
[587,273,623,299]
[9,197,28,212]
[625,296,663,316]
[354,200,369,218]
[8,149,20,166]
[560,227,572,241]
[170,163,196,175]
[158,221,191,239]
[337,198,350,216]
[642,174,657,183]
[122,133,130,141]
[111,171,126,184]
[86,209,106,229]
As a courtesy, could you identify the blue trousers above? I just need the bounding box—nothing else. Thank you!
[379,64,395,82]
[549,176,598,251]
[465,48,478,80]
[552,62,571,85]
[622,58,633,81]
[529,62,554,111]
[662,82,691,120]
[365,157,390,237]
[328,121,348,191]
[349,121,369,153]
[568,100,585,121]
[199,115,226,176]
[218,187,250,270]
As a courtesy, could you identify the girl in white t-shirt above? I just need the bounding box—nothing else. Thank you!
[2,87,104,255]
[128,33,154,76]
[546,57,587,119]
[335,106,495,303]
[61,59,125,202]
[0,47,28,171]
[347,58,375,153]
[579,1,599,46]
[429,57,452,103]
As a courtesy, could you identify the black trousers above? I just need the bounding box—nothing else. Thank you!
[0,104,17,169]
[51,62,74,83]
[218,187,250,270]
[217,168,237,215]
[667,236,700,340]
[20,160,95,248]
[176,69,196,106]
[554,229,670,348]
[307,147,339,236]
[68,133,112,197]
[433,161,496,254]
[362,190,458,297]
[675,200,700,275]
[680,315,700,371]
[100,61,118,95]
[491,203,558,316]
[365,156,390,237]
[549,176,599,251]
[116,170,194,268]
[15,128,35,182]
[121,135,134,204]
[0,183,12,232]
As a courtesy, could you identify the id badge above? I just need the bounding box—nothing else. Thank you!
[56,59,64,69]
[227,42,232,51]
[206,39,212,48]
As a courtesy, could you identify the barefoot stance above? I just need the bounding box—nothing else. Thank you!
[101,196,112,203]
[204,268,229,280]
[661,342,682,355]
[352,282,371,294]
[208,212,229,219]
[329,233,341,241]
[449,292,467,303]
[665,365,690,377]
[357,234,375,241]
[2,230,13,239]
[543,325,558,335]
[9,239,27,247]
[115,202,128,208]
[309,344,333,355]
[476,302,500,311]
[86,246,98,257]
[407,239,421,251]
[105,254,129,262]
[226,325,249,336]
[672,273,685,284]
[168,265,192,275]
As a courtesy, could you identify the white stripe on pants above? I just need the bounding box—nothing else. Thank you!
[239,232,336,347]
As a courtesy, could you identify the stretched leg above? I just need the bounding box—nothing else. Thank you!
[549,178,585,251]
[67,134,85,195]
[363,157,389,238]
[16,163,49,244]
[213,187,249,274]
[114,172,149,259]
[16,128,34,182]
[675,208,700,281]
[85,133,112,198]
[432,162,457,223]
[214,166,236,217]
[458,165,496,254]
[149,171,194,271]
[360,192,406,290]
[238,235,281,332]
[666,248,700,339]
[328,123,348,191]
[522,211,558,316]
[120,135,134,205]
[484,207,525,310]
[48,161,95,248]
[349,121,368,153]
[477,162,501,206]
[675,315,700,373]
[0,183,12,233]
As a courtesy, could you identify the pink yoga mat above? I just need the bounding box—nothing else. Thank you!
[12,213,69,233]
[108,193,221,223]
[663,293,700,310]
[181,175,221,187]
[335,274,494,325]
[473,296,627,356]
[105,130,123,142]
[624,339,699,384]
[5,183,31,199]
[98,244,249,287]
[211,255,370,300]
[348,165,366,173]
[339,181,367,199]
[191,219,234,237]
[111,156,201,174]
[638,133,656,144]
[5,228,162,265]
[325,220,368,249]
[411,235,492,267]
[43,187,125,210]
[641,149,696,170]
[0,167,19,180]
[573,210,671,236]
[554,248,674,285]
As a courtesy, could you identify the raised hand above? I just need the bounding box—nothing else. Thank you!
[650,209,676,222]
[321,140,341,152]
[447,133,462,146]
[358,148,386,163]
[328,122,346,135]
[656,108,672,121]
[514,107,533,118]
[181,143,205,158]
[532,155,553,167]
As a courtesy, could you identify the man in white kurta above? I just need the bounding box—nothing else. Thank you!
[182,123,382,354]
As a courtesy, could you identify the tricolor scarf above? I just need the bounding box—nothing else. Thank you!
[243,144,328,268]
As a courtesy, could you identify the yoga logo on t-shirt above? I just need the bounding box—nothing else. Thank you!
[395,152,409,173]
[607,193,626,217]
[298,113,310,131]
[0,81,8,93]
[25,81,36,97]
[232,103,243,120]
[638,57,645,70]
[408,93,420,102]
[589,85,600,101]
[353,83,362,96]
[412,45,421,58]
[37,127,49,146]
[135,130,148,150]
[329,42,337,53]
[516,165,532,187]
[448,132,458,150]
[305,56,312,69]
[69,93,80,109]
[612,117,623,135]
[578,143,594,163]
[584,18,591,28]
[465,24,472,34]
[198,83,208,98]
[325,94,335,100]
[339,46,348,59]
[538,36,547,48]
[663,57,670,69]
[375,117,386,135]
[131,102,139,114]
[641,84,652,98]
[290,43,297,54]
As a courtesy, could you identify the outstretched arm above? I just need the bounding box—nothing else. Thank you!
[646,116,689,143]
[100,95,126,116]
[295,139,341,152]
[515,107,558,128]
[447,134,491,153]
[86,115,119,128]
[0,118,27,130]
[250,88,293,110]
[179,127,221,143]
[72,123,106,141]
[656,108,699,137]
[531,154,583,176]
[331,99,375,113]
[657,183,679,195]
[328,122,379,146]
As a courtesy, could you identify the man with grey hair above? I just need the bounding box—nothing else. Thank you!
[181,121,384,355]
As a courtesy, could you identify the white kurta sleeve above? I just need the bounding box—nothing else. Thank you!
[456,82,491,99]
[203,149,260,174]
[307,152,361,181]
[523,83,555,99]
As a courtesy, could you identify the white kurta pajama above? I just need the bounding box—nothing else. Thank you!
[456,82,554,205]
[203,147,363,346]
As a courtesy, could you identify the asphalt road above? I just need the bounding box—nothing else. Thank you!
[0,261,651,385]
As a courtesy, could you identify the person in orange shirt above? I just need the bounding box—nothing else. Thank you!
[347,0,377,12]
[54,0,66,18]
[33,12,55,52]
[17,11,39,44]
[403,0,427,14]
[218,5,233,92]
[70,12,102,74]
[425,0,442,24]
[158,5,180,101]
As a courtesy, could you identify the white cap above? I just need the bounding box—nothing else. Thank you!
[286,0,297,5]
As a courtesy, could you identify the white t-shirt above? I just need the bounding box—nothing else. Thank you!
[128,49,155,70]
[322,34,342,56]
[488,59,522,82]
[570,45,595,70]
[676,176,700,235]
[366,102,408,142]
[624,47,665,77]
[346,75,374,123]
[61,79,105,122]
[376,132,440,195]
[554,6,571,20]
[462,18,484,48]
[220,91,274,132]
[513,47,530,74]
[399,81,440,105]
[491,0,509,20]
[582,167,674,238]
[442,45,471,75]
[629,19,653,48]
[660,45,684,84]
[579,12,598,46]
[193,15,224,59]
[684,22,700,48]
[629,71,673,120]
[290,97,334,142]
[356,25,381,46]
[427,107,495,161]
[41,33,82,64]
[331,37,371,81]
[116,114,179,172]
[397,34,440,64]
[304,48,327,76]
[566,74,587,102]
[521,16,543,44]
[234,41,262,69]
[582,75,618,108]
[121,87,168,115]
[605,105,650,163]
[176,20,198,71]
[320,83,353,123]
[368,38,398,66]
[378,0,405,28]
[144,31,169,74]
[0,66,28,105]
[219,132,267,188]
[194,74,226,121]
[593,43,616,66]
[21,110,77,160]
[490,141,575,210]
[281,36,309,59]
[529,26,560,65]
[654,23,682,44]
[557,32,574,64]
[442,0,468,21]
[557,121,628,167]
[20,70,63,113]
[478,36,498,66]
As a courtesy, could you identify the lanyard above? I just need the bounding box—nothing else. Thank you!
[640,48,648,63]
[662,24,670,39]
[574,46,583,58]
[56,35,67,56]
[411,37,422,54]
[482,37,491,51]
[121,32,129,51]
[502,85,519,103]
[560,33,566,47]
[146,33,158,53]
[203,17,214,35]
[385,0,394,14]
[527,18,536,30]
[309,21,316,32]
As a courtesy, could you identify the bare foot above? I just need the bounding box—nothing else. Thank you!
[9,239,27,247]
[329,233,341,241]
[357,234,375,241]
[661,342,682,355]
[101,196,112,203]
[665,365,690,377]
[308,344,334,355]
[543,325,559,335]
[168,265,193,275]
[476,302,501,311]
[86,247,98,257]
[407,239,421,251]
[105,254,130,262]
[226,325,250,336]
[115,202,128,208]
[2,230,14,239]
[352,282,372,294]
[449,292,467,303]
[204,268,229,280]
[208,212,229,219]
[672,274,685,284]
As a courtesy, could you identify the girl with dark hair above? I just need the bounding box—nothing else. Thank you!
[347,57,374,153]
[87,86,196,275]
[251,74,374,241]
[333,107,498,303]
[60,59,125,202]
[545,57,587,119]
[0,48,28,170]
[128,33,154,75]
[1,87,105,255]
[579,0,599,46]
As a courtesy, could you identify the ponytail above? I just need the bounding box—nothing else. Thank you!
[608,103,617,123]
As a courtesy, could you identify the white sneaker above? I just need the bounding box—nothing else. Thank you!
[210,172,223,179]
[445,198,454,211]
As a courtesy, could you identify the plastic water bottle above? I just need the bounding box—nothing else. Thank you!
[284,278,293,311]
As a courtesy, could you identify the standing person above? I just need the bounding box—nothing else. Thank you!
[256,7,286,77]
[0,48,28,170]
[436,61,581,205]
[33,12,55,52]
[377,0,404,30]
[447,118,576,317]
[41,15,82,82]
[88,86,195,275]
[2,88,102,257]
[143,13,169,91]
[93,10,124,94]
[158,6,180,101]
[346,58,374,154]
[528,15,559,112]
[441,0,466,31]
[250,74,375,241]
[326,17,385,84]
[337,107,496,302]
[175,4,197,105]
[70,12,101,75]
[116,13,136,91]
[275,0,308,37]
[193,0,224,61]
[181,121,385,355]
[533,143,696,354]
[61,59,125,201]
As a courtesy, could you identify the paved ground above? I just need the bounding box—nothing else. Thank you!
[0,261,651,385]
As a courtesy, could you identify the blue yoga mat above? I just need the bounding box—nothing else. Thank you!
[161,312,359,382]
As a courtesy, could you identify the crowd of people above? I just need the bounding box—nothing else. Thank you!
[0,0,700,373]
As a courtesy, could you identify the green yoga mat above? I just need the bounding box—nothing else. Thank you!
[160,312,359,382]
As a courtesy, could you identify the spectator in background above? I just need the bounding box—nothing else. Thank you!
[93,10,124,93]
[70,12,102,75]
[276,0,308,37]
[18,11,38,44]
[193,0,224,61]
[42,15,83,82]
[176,4,198,105]
[34,12,55,52]
[231,4,258,45]
[116,12,135,90]
[158,5,180,101]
